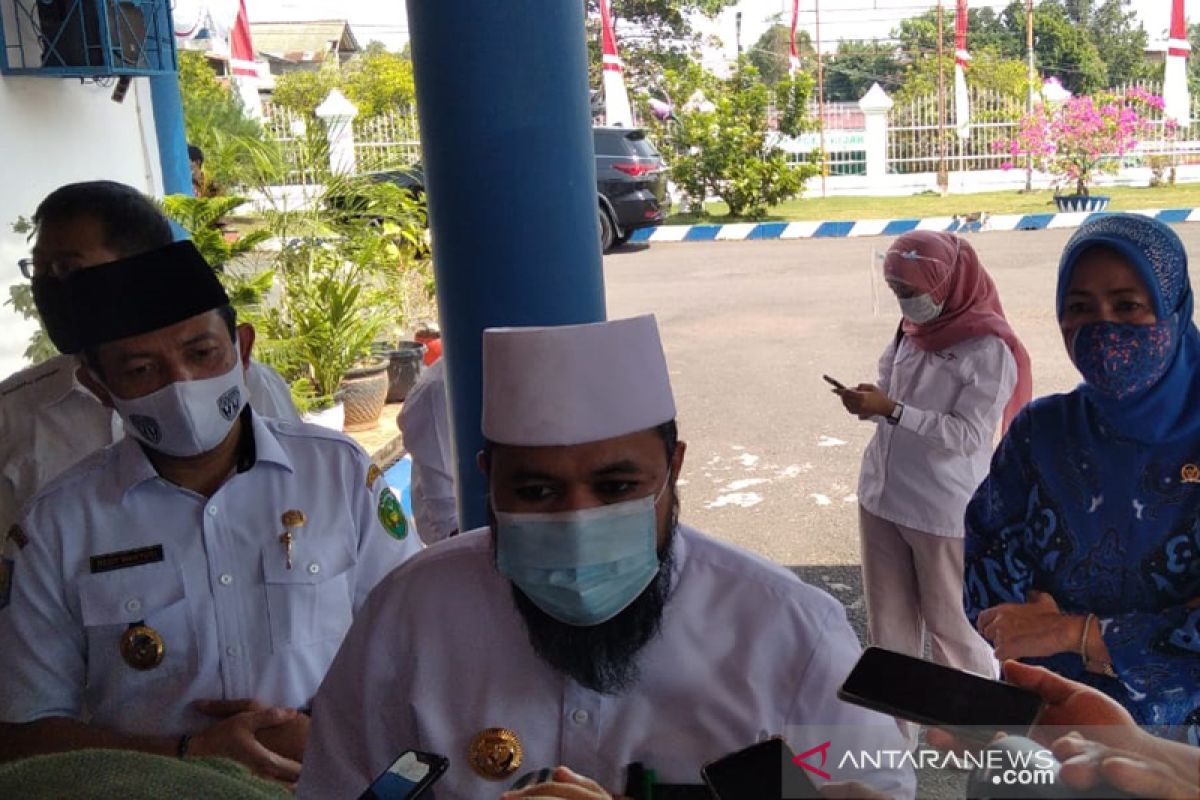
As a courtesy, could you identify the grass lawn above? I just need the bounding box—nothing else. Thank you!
[666,184,1200,225]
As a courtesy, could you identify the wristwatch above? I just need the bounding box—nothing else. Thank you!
[886,402,904,426]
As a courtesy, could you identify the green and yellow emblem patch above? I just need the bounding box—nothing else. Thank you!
[377,488,408,540]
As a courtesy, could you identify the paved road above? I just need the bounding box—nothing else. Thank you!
[605,225,1200,570]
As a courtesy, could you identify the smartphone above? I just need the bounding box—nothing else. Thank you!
[357,749,449,800]
[822,374,847,391]
[838,647,1043,741]
[701,737,820,800]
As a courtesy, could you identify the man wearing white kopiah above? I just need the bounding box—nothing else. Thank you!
[298,315,914,799]
[0,241,421,783]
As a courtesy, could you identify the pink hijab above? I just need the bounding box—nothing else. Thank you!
[883,231,1032,433]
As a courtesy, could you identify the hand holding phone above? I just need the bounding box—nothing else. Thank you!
[823,374,847,392]
[837,647,1043,742]
[701,737,820,799]
[358,749,448,800]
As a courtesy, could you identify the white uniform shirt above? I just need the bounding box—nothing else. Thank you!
[297,527,915,800]
[0,412,421,736]
[857,334,1016,537]
[0,354,300,536]
[397,360,458,543]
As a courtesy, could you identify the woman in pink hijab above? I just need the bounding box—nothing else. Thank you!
[833,231,1032,747]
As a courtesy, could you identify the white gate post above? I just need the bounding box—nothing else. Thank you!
[858,83,894,186]
[315,89,360,175]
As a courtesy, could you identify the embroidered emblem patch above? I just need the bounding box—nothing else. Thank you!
[1182,464,1200,484]
[377,488,408,540]
[128,414,162,444]
[366,463,383,491]
[217,387,242,421]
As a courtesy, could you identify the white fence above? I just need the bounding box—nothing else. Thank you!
[262,105,421,183]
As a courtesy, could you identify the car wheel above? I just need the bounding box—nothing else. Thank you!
[614,231,631,246]
[599,209,616,253]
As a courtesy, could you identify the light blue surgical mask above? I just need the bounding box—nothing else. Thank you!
[495,482,668,627]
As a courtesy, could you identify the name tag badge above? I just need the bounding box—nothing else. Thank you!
[90,545,164,574]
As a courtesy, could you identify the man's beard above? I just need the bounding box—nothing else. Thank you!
[494,510,678,695]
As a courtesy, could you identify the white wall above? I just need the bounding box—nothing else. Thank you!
[0,75,162,378]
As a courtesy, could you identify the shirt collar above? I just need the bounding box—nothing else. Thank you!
[115,407,295,499]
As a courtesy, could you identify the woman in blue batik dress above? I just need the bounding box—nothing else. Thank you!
[964,213,1200,743]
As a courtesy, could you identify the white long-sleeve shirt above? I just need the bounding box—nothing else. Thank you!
[857,334,1016,537]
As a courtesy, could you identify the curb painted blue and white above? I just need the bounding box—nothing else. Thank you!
[628,208,1200,244]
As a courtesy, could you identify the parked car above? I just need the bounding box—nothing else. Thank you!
[358,127,670,253]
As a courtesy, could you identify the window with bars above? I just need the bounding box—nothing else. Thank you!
[1,0,175,76]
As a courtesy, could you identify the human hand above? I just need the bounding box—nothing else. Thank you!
[190,698,302,784]
[977,591,1081,660]
[254,711,310,763]
[499,765,623,799]
[1054,733,1200,800]
[1000,660,1138,751]
[819,779,892,799]
[838,384,895,421]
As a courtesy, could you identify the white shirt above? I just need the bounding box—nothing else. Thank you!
[297,526,915,800]
[857,334,1016,537]
[397,360,458,543]
[0,412,422,736]
[0,354,300,537]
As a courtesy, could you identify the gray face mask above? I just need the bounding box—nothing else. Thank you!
[897,292,944,324]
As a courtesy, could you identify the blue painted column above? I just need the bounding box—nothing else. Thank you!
[406,0,606,531]
[149,75,193,199]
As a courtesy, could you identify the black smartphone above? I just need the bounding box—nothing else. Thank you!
[357,749,449,800]
[837,647,1043,741]
[701,737,820,800]
[822,374,847,391]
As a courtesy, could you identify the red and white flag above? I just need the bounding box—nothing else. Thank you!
[953,0,970,140]
[600,0,633,127]
[1164,0,1190,126]
[230,0,262,118]
[788,0,801,76]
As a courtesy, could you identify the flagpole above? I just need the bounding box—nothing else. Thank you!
[937,0,947,194]
[1024,0,1033,192]
[816,0,827,198]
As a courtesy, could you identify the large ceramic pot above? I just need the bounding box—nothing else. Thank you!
[340,358,390,431]
[1054,194,1109,213]
[384,341,425,402]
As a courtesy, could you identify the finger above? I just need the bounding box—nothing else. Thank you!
[1102,755,1197,800]
[1050,732,1093,762]
[193,698,265,718]
[976,607,997,632]
[1000,661,1078,705]
[244,707,300,732]
[550,766,608,792]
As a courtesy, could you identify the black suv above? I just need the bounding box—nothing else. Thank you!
[360,127,670,253]
[593,126,670,251]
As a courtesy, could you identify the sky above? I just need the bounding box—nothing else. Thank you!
[239,1,1188,63]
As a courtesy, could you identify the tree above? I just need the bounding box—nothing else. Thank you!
[584,0,736,102]
[893,47,1032,106]
[1087,0,1153,86]
[271,44,415,121]
[747,23,813,87]
[824,41,903,102]
[1032,2,1107,94]
[177,50,276,192]
[665,61,819,218]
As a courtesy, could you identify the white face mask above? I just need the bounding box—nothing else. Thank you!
[897,293,944,324]
[108,355,248,457]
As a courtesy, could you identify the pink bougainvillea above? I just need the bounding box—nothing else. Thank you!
[995,88,1173,196]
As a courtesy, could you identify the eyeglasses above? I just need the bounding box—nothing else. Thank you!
[18,257,34,279]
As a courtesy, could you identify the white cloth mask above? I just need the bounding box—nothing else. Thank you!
[897,293,944,324]
[108,354,248,457]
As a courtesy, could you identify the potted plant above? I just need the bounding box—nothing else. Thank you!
[997,86,1169,212]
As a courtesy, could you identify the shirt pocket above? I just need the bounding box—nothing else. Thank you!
[262,537,355,652]
[77,562,195,683]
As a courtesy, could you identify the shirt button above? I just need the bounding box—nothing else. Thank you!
[225,645,239,657]
[125,598,142,613]
[218,573,233,586]
[571,709,589,724]
[207,506,218,517]
[307,563,320,575]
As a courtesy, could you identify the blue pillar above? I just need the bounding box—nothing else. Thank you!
[150,75,193,200]
[407,0,606,531]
